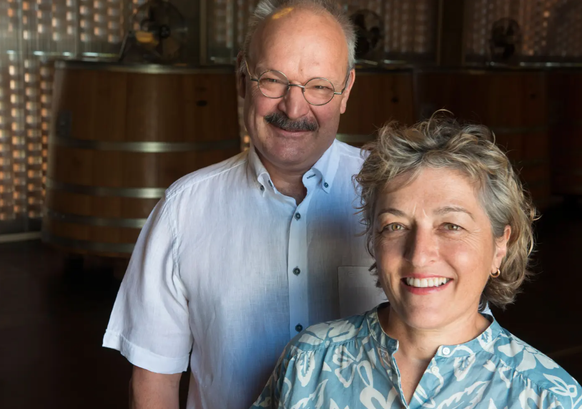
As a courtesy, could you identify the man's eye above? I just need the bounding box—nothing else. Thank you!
[262,78,283,84]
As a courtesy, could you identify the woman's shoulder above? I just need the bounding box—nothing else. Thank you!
[287,310,372,354]
[492,326,581,404]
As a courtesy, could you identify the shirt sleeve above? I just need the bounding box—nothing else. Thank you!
[102,196,192,374]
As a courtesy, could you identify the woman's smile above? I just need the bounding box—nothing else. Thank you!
[402,276,452,294]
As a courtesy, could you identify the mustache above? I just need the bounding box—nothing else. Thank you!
[264,112,318,132]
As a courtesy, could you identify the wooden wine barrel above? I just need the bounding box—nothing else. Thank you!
[337,68,415,146]
[42,61,240,257]
[415,69,550,209]
[547,70,582,196]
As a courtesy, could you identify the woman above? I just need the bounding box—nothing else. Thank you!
[251,116,581,408]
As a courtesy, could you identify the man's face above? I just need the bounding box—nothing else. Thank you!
[238,7,355,175]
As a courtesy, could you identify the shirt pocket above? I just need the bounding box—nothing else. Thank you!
[337,266,387,318]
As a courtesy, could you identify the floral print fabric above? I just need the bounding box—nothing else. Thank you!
[251,305,581,409]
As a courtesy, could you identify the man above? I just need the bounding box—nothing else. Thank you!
[103,1,381,407]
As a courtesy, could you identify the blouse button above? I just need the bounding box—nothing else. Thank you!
[442,347,451,355]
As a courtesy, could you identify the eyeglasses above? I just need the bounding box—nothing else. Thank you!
[245,60,348,106]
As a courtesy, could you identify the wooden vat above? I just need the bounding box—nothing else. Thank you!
[337,68,415,146]
[415,69,550,209]
[42,61,240,257]
[547,70,582,196]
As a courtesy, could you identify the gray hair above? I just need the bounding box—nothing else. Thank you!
[355,113,537,309]
[240,0,356,73]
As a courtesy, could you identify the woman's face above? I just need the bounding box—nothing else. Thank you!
[373,167,510,331]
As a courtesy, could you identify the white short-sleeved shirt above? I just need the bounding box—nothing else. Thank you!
[103,139,382,408]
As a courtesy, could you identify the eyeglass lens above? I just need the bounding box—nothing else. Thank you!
[257,70,336,105]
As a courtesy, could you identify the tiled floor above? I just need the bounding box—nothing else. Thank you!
[0,199,581,408]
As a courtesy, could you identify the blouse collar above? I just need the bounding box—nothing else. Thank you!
[366,304,503,358]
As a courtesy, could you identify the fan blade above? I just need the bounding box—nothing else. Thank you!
[161,35,181,59]
[136,30,159,46]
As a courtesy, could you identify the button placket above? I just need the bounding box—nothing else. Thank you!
[286,193,313,338]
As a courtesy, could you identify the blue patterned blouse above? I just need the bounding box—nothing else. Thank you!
[251,305,581,409]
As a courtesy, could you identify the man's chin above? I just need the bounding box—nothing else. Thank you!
[257,144,316,171]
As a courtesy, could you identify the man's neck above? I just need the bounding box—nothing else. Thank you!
[267,164,308,205]
[254,150,316,205]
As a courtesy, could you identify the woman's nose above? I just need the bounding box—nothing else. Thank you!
[405,228,438,267]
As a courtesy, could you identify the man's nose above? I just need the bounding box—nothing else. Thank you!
[277,84,311,119]
[404,228,438,268]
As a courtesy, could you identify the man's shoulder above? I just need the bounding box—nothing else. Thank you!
[334,139,367,163]
[164,151,248,200]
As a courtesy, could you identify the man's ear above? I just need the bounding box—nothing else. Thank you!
[236,51,246,99]
[339,68,356,114]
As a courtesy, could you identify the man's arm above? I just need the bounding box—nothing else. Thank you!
[129,366,182,409]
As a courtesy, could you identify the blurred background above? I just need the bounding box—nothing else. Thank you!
[0,0,581,407]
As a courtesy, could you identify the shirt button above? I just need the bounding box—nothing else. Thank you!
[442,347,451,355]
[431,366,439,375]
[295,324,303,332]
[323,182,329,188]
[295,212,301,220]
[293,267,301,276]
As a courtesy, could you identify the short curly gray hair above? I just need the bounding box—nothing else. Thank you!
[240,0,356,73]
[355,113,537,309]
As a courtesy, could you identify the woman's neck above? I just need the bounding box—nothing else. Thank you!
[377,305,491,404]
[378,305,490,359]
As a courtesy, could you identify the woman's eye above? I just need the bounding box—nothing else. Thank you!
[383,223,404,232]
[443,223,461,231]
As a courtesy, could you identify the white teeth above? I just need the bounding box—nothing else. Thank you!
[405,277,450,288]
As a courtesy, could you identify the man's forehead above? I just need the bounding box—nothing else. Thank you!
[247,7,348,77]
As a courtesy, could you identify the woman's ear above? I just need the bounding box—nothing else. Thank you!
[493,225,511,272]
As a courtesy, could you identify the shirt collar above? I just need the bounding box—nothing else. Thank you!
[309,139,339,194]
[367,304,504,358]
[247,144,271,191]
[247,140,341,194]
